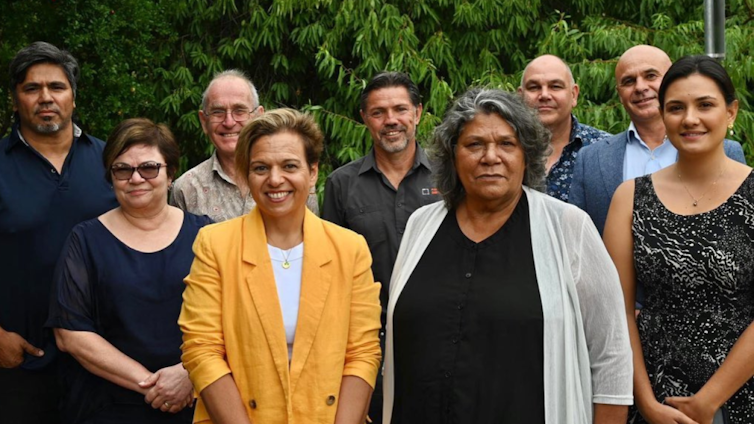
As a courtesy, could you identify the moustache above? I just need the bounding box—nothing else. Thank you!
[34,106,60,115]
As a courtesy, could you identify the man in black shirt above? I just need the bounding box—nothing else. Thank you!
[322,71,441,422]
[0,42,117,423]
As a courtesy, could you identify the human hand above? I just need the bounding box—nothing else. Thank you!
[0,329,43,368]
[666,396,715,424]
[640,400,700,424]
[139,363,194,413]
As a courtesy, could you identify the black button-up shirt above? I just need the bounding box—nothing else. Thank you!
[0,124,118,370]
[322,144,441,322]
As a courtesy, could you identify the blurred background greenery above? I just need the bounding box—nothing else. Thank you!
[2,0,753,195]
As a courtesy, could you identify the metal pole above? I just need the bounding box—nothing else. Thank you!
[704,0,726,61]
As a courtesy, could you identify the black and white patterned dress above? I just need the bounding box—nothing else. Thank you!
[629,172,754,424]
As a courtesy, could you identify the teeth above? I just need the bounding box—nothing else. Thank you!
[222,133,239,137]
[268,192,288,199]
[385,131,399,136]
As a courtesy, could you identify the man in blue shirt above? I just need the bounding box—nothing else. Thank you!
[518,54,611,202]
[0,42,117,423]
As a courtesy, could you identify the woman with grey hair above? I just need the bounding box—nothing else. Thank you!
[382,88,633,423]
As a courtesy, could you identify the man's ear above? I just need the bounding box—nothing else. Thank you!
[571,83,580,107]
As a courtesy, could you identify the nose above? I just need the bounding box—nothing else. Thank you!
[634,76,649,93]
[480,142,502,164]
[38,86,53,103]
[682,107,700,127]
[128,167,146,183]
[384,109,399,125]
[222,110,236,127]
[268,166,284,186]
[539,87,551,100]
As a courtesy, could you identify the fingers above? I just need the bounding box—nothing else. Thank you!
[20,339,43,357]
[139,371,160,389]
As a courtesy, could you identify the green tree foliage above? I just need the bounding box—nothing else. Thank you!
[2,0,753,185]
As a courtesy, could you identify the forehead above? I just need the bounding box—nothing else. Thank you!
[250,131,306,158]
[523,58,571,85]
[460,112,516,138]
[115,144,165,162]
[206,77,254,108]
[19,63,70,86]
[616,52,669,81]
[364,86,413,109]
[664,74,722,99]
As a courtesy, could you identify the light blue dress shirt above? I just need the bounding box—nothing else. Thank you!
[622,122,678,181]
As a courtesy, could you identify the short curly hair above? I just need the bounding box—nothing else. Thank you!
[431,87,550,209]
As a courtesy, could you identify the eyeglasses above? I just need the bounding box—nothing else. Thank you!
[203,107,257,123]
[110,162,167,181]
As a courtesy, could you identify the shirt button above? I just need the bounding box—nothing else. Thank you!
[326,395,336,406]
[398,202,403,207]
[398,229,404,234]
[452,338,459,344]
[249,399,257,409]
[444,371,452,378]
[465,272,472,278]
[457,303,464,310]
[50,168,55,173]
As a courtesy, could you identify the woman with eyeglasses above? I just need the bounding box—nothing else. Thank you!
[46,118,212,424]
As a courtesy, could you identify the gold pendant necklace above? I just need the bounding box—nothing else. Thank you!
[677,165,725,207]
[281,247,292,269]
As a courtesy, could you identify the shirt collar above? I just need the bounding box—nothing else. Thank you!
[568,114,581,144]
[6,123,85,152]
[357,142,432,176]
[626,122,642,144]
[210,151,237,185]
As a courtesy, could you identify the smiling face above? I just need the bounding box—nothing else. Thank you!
[615,46,672,124]
[13,63,75,136]
[111,144,171,213]
[519,55,578,129]
[455,113,526,206]
[199,76,261,161]
[662,73,738,157]
[248,131,318,224]
[360,86,423,154]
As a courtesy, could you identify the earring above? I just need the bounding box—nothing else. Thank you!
[728,122,735,136]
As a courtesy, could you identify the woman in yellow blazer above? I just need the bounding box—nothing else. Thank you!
[179,108,382,424]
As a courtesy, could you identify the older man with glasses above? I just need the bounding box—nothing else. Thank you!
[170,70,318,222]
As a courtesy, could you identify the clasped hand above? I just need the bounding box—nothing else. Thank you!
[642,396,716,424]
[139,363,194,413]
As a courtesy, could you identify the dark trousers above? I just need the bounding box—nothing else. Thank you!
[0,366,61,424]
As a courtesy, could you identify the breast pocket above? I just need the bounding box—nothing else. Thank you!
[344,204,387,248]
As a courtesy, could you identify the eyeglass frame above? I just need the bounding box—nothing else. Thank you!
[110,162,168,181]
[202,105,261,123]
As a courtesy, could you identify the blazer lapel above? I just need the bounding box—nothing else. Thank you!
[241,209,291,398]
[600,131,628,197]
[289,210,333,395]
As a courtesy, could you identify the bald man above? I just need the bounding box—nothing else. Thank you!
[519,54,611,201]
[569,45,745,234]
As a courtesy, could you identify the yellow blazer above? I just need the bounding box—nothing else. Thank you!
[179,207,382,424]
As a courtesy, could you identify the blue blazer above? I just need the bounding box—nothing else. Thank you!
[569,131,746,234]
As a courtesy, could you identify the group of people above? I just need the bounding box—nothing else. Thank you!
[0,39,751,424]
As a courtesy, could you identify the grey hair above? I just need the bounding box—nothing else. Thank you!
[431,87,551,210]
[519,55,575,88]
[201,69,259,111]
[9,41,79,101]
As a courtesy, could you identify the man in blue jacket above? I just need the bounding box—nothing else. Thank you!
[570,45,745,235]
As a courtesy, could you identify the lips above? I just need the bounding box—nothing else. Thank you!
[632,97,656,106]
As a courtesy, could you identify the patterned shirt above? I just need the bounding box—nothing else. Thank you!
[170,152,319,222]
[546,115,611,202]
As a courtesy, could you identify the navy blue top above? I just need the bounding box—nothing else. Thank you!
[0,125,117,370]
[46,212,212,424]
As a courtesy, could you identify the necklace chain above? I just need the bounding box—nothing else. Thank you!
[677,165,725,207]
